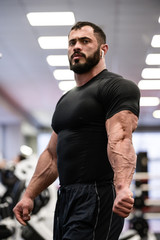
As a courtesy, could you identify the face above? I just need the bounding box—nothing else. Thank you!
[68,26,101,74]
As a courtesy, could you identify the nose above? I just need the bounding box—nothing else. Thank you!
[73,41,82,52]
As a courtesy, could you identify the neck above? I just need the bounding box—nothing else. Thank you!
[74,60,106,87]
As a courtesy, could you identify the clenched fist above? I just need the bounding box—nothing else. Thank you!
[113,187,134,218]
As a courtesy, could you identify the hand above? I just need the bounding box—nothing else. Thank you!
[13,196,34,225]
[113,187,134,218]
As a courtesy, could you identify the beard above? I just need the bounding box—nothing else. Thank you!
[69,47,101,74]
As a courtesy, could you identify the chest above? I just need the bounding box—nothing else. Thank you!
[52,84,105,133]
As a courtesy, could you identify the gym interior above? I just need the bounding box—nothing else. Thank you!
[0,1,160,239]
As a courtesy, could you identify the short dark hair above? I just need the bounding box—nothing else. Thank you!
[69,21,106,45]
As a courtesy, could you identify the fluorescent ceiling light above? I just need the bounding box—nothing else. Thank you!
[140,97,160,106]
[153,110,160,119]
[59,81,76,91]
[27,12,75,26]
[141,68,160,79]
[47,55,69,66]
[53,69,74,80]
[146,54,160,65]
[151,35,160,47]
[38,36,68,49]
[138,80,160,90]
[158,16,160,23]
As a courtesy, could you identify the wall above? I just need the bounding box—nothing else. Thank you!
[0,124,24,161]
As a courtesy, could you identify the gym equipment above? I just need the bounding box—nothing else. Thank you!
[120,229,141,240]
[14,156,58,240]
[0,156,58,240]
[119,152,159,240]
[0,218,15,240]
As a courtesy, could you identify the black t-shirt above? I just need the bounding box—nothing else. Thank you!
[51,69,140,185]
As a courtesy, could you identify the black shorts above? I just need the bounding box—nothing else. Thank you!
[53,181,124,240]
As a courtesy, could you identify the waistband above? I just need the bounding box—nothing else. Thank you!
[59,179,114,190]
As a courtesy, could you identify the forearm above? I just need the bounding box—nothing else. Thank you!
[24,149,58,200]
[13,131,58,225]
[108,137,136,191]
[106,111,138,218]
[106,111,138,192]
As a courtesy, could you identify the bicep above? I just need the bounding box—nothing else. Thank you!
[106,110,138,139]
[46,131,58,162]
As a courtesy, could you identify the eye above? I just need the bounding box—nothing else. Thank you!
[69,40,76,46]
[82,39,89,44]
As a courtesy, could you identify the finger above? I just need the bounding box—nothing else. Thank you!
[129,192,133,198]
[113,204,133,213]
[13,205,31,225]
[113,200,133,211]
[22,214,31,222]
[113,209,130,218]
[113,203,133,217]
[114,197,134,208]
[114,201,134,212]
[14,209,27,226]
[128,195,134,202]
[121,200,134,208]
[22,207,31,221]
[113,205,132,217]
[121,196,134,205]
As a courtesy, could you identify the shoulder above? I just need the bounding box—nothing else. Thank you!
[98,69,122,82]
[98,71,140,98]
[97,71,140,119]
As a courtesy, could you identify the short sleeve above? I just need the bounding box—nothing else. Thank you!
[98,77,140,120]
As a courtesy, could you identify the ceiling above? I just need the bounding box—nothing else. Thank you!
[0,0,160,131]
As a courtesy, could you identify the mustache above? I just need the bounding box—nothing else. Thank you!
[71,51,86,59]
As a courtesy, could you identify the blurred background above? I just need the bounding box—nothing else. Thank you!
[0,0,160,239]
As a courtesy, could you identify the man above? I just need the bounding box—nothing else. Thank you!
[13,21,140,240]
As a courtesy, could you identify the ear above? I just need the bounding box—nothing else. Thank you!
[101,44,108,57]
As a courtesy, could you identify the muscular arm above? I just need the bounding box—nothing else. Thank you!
[106,110,138,217]
[24,131,58,199]
[13,131,58,225]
